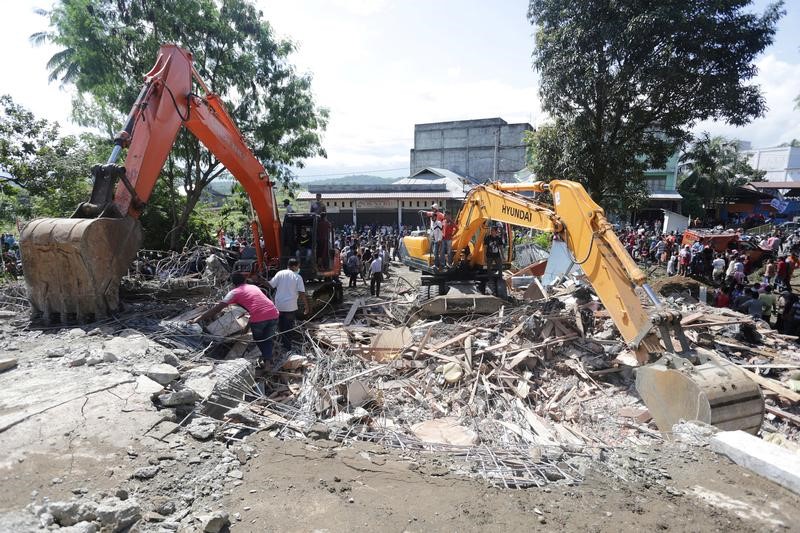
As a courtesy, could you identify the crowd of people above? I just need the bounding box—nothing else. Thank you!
[614,222,800,334]
[1,232,21,278]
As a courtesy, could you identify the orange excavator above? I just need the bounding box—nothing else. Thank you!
[20,44,341,323]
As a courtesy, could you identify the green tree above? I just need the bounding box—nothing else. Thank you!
[678,133,764,217]
[0,95,104,220]
[35,0,328,249]
[526,0,783,210]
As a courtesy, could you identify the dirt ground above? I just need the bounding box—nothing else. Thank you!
[1,263,799,532]
[223,435,796,533]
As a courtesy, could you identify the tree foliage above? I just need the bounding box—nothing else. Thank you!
[35,0,328,249]
[526,0,783,210]
[678,133,764,216]
[0,95,103,221]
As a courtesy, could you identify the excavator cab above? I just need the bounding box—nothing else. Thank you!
[279,212,343,311]
[280,213,331,279]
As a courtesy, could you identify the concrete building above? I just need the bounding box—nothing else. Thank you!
[410,118,533,182]
[741,145,800,182]
[296,167,471,228]
[641,152,683,216]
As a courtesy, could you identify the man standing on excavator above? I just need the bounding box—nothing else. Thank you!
[421,204,445,269]
[484,225,504,275]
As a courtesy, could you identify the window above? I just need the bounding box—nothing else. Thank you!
[350,201,353,208]
[416,201,420,207]
[326,201,330,207]
[645,177,667,192]
[401,201,405,207]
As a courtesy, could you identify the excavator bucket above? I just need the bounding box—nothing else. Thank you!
[20,216,142,323]
[636,354,764,435]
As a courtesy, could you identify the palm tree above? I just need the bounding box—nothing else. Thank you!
[29,7,80,85]
[678,133,762,217]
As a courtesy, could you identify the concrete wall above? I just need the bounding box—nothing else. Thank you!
[743,146,800,182]
[410,118,532,182]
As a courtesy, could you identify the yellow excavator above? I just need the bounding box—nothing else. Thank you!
[401,180,765,435]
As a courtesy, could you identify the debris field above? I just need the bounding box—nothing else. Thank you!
[1,247,799,531]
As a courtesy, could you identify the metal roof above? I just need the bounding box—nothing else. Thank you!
[296,191,463,200]
[748,181,800,189]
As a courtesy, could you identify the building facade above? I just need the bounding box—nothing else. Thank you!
[409,118,533,183]
[741,145,800,182]
[641,152,683,216]
[296,167,471,228]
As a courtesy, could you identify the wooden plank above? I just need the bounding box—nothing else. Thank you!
[680,311,707,326]
[683,319,752,329]
[740,368,800,403]
[413,326,434,360]
[766,404,800,426]
[419,348,462,365]
[464,335,473,373]
[343,298,362,326]
[429,329,477,352]
[502,322,525,342]
[715,339,779,359]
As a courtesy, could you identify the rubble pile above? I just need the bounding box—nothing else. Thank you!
[152,270,794,488]
[2,257,799,528]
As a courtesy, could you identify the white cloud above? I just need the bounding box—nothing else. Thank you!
[330,0,388,16]
[696,54,800,148]
[447,66,462,78]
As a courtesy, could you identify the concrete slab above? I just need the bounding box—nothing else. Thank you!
[710,430,800,495]
[0,357,18,373]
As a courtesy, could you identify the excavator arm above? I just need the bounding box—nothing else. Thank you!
[448,181,665,358]
[21,45,281,321]
[404,179,764,434]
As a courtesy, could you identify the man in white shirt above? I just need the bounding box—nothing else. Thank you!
[711,254,726,283]
[269,258,309,352]
[369,253,383,297]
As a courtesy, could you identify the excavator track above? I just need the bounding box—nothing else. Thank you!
[20,217,142,323]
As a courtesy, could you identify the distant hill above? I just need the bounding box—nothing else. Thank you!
[303,174,400,187]
[208,174,400,195]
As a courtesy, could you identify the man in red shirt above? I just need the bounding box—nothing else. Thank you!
[191,272,280,367]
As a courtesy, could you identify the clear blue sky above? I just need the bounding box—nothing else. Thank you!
[1,0,798,181]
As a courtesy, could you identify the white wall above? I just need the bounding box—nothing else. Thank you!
[743,146,800,182]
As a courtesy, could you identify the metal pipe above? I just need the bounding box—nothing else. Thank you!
[106,144,123,165]
[642,283,662,308]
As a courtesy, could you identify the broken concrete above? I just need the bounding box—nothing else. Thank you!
[206,306,248,337]
[0,356,18,372]
[145,363,180,385]
[711,430,800,495]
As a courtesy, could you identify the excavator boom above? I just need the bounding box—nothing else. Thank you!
[402,180,763,434]
[20,45,281,322]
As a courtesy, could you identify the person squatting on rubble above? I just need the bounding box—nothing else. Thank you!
[269,258,309,352]
[369,251,384,297]
[190,272,279,367]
